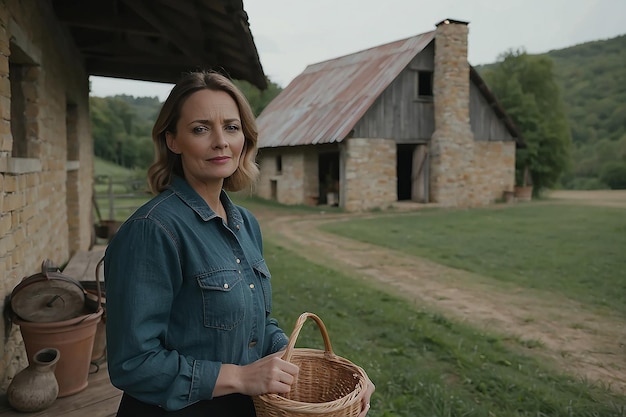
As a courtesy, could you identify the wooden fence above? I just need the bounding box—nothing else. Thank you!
[93,175,150,222]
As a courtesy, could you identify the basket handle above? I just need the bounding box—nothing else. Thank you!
[281,312,334,362]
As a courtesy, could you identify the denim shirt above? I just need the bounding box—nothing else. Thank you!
[104,176,289,411]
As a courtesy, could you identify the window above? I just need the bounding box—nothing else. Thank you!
[10,63,27,157]
[10,40,39,158]
[415,71,433,99]
[276,155,282,174]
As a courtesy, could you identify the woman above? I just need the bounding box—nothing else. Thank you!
[104,71,374,416]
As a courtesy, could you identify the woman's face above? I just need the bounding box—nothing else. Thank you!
[166,89,245,187]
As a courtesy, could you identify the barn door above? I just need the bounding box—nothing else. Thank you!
[411,144,429,203]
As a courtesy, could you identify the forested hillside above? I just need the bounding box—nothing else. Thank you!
[92,35,626,189]
[549,34,626,189]
[90,95,159,170]
[477,34,626,189]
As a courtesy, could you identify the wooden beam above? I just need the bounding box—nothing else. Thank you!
[120,0,203,60]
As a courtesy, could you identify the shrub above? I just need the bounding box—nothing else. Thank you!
[600,161,626,189]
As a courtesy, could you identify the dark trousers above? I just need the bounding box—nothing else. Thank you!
[116,392,256,417]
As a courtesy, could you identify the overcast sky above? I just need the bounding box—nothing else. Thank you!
[89,0,626,101]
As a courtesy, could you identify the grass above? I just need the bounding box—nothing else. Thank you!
[318,204,626,315]
[93,158,150,221]
[94,157,146,179]
[93,162,626,413]
[265,239,626,416]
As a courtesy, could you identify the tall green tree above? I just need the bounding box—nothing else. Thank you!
[233,78,283,116]
[483,49,572,193]
[90,96,155,170]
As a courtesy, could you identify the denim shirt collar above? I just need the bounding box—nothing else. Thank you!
[168,176,243,230]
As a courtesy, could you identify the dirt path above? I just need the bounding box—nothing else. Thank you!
[545,189,626,208]
[256,190,626,394]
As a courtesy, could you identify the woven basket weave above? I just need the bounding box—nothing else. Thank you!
[253,312,367,417]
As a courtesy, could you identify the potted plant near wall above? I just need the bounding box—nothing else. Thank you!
[93,195,121,241]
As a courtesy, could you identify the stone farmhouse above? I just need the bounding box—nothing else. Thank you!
[254,19,523,211]
[0,0,265,388]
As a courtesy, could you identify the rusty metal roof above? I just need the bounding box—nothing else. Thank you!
[257,31,436,148]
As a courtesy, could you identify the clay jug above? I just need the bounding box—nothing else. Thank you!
[7,348,60,412]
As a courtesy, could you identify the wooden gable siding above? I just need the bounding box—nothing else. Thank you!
[351,41,517,146]
[352,42,435,142]
[470,82,517,142]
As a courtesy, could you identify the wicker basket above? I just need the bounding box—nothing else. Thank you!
[253,312,368,417]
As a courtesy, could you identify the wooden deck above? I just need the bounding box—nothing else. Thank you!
[0,246,123,416]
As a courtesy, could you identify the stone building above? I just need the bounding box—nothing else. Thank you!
[0,0,265,389]
[255,19,523,211]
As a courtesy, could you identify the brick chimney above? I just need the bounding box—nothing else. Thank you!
[429,19,475,207]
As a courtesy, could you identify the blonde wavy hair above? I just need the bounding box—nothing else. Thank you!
[147,71,260,194]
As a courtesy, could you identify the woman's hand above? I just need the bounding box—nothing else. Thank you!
[358,374,376,417]
[238,351,299,396]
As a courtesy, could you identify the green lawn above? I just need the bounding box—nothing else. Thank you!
[318,204,626,315]
[266,238,626,416]
[93,164,626,414]
[93,158,150,221]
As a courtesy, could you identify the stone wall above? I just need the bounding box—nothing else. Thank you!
[0,0,94,388]
[344,138,396,211]
[255,146,319,205]
[470,141,516,206]
[257,138,398,211]
[430,20,476,207]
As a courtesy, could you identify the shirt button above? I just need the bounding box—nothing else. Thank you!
[248,340,257,348]
[249,283,255,289]
[236,224,240,230]
[238,270,241,274]
[236,258,241,264]
[223,283,229,289]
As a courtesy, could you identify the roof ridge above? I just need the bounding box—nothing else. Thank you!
[304,30,436,72]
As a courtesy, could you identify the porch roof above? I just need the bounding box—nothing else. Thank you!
[51,0,267,89]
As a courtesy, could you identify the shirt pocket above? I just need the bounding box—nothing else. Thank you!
[252,260,272,314]
[196,269,245,330]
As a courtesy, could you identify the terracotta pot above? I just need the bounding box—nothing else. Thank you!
[95,220,121,240]
[14,309,103,397]
[514,186,533,202]
[7,348,60,412]
[82,283,107,363]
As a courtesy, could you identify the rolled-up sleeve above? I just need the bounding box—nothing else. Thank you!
[263,317,289,355]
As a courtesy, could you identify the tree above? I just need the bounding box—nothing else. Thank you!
[90,95,159,170]
[483,49,572,193]
[600,161,626,189]
[233,78,283,116]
